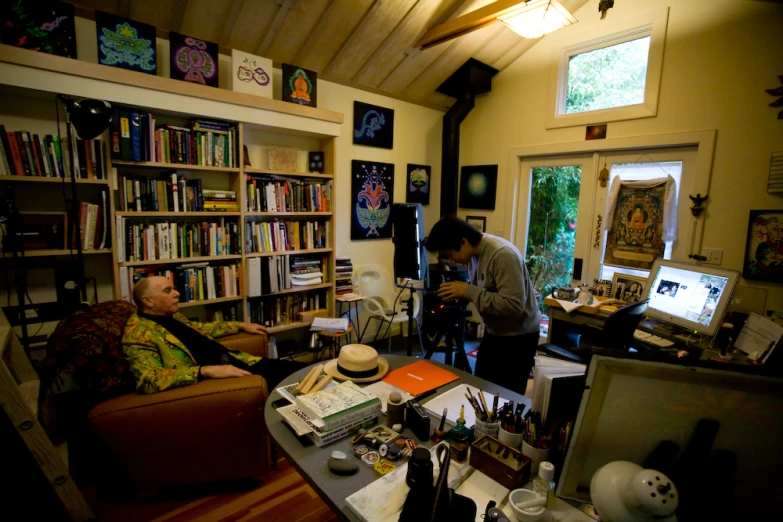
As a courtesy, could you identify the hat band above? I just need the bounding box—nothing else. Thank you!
[337,363,379,379]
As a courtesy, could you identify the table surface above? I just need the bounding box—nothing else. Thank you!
[264,355,532,521]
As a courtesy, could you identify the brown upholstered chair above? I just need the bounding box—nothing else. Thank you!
[41,301,270,488]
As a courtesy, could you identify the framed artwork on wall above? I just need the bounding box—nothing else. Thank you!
[309,151,324,173]
[353,101,394,149]
[282,64,317,107]
[0,0,76,58]
[406,164,430,205]
[610,273,647,303]
[95,11,156,74]
[466,216,486,234]
[231,49,272,98]
[351,160,394,240]
[459,165,498,210]
[743,209,783,282]
[170,32,218,87]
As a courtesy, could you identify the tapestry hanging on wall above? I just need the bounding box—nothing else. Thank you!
[353,101,394,149]
[282,63,317,107]
[459,165,498,210]
[0,0,76,58]
[170,32,218,87]
[603,182,667,270]
[743,209,783,282]
[95,11,156,75]
[231,49,272,98]
[406,164,430,205]
[351,160,394,240]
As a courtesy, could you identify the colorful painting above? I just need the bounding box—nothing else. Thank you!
[603,182,666,270]
[231,49,272,98]
[95,11,156,74]
[743,210,783,282]
[0,0,76,58]
[459,165,498,210]
[353,101,394,149]
[351,160,394,240]
[282,63,317,107]
[170,32,218,87]
[406,164,430,205]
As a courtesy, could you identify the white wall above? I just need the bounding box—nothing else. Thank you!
[459,0,783,310]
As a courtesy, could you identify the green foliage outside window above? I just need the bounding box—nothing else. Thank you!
[566,36,650,114]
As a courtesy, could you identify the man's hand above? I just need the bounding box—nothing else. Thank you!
[201,365,251,379]
[437,281,469,300]
[239,322,267,335]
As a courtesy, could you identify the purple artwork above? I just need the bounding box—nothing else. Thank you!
[170,31,218,87]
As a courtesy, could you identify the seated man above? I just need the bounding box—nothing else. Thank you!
[123,275,301,394]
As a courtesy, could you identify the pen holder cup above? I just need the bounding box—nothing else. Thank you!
[521,440,550,476]
[473,419,500,440]
[498,427,524,450]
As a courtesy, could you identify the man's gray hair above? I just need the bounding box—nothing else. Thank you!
[132,278,153,310]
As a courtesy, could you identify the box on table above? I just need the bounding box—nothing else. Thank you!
[469,435,531,490]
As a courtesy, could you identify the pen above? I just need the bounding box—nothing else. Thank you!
[491,393,499,423]
[478,389,490,421]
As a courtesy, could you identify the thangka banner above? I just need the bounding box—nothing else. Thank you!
[603,182,666,270]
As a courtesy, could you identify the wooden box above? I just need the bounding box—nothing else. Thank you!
[297,309,329,324]
[469,435,531,490]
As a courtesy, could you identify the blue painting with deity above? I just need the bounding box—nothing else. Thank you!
[351,160,394,240]
[95,11,156,75]
[353,101,394,149]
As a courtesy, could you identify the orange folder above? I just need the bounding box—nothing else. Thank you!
[382,360,459,396]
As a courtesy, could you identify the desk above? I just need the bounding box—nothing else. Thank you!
[264,355,532,521]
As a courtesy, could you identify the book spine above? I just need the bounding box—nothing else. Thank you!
[130,112,141,161]
[19,132,33,176]
[308,413,380,447]
[7,131,24,175]
[120,111,131,161]
[0,126,13,175]
[298,400,382,432]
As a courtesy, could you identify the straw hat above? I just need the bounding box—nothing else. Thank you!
[324,344,389,383]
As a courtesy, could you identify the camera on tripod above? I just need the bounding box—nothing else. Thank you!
[427,262,470,314]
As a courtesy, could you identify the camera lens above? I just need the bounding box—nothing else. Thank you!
[406,447,433,489]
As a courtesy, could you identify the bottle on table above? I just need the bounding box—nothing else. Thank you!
[532,461,556,509]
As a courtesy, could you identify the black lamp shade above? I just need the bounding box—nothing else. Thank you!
[60,96,113,140]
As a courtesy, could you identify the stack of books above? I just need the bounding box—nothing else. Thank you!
[291,256,323,287]
[203,190,239,211]
[336,256,353,296]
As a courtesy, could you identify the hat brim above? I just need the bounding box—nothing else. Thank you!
[323,356,389,383]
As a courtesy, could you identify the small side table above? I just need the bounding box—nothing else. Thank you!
[315,324,353,360]
[336,295,366,344]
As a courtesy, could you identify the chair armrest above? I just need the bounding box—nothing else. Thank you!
[538,343,587,364]
[220,332,267,357]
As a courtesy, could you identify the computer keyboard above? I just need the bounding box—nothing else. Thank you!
[634,329,675,348]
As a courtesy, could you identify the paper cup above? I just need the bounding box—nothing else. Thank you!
[498,426,524,450]
[522,440,550,476]
[473,419,500,440]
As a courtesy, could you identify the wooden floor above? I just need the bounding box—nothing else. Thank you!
[83,458,340,522]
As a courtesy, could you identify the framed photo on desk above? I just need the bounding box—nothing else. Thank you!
[611,273,646,303]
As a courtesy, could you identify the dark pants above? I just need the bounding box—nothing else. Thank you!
[247,358,305,390]
[474,331,539,396]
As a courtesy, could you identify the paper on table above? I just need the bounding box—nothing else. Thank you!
[310,317,349,331]
[336,293,365,302]
[555,298,583,314]
[735,312,783,362]
[422,384,510,429]
[362,381,413,413]
[277,404,314,436]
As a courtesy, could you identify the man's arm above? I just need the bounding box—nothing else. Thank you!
[123,340,200,394]
[462,250,525,318]
[174,313,239,339]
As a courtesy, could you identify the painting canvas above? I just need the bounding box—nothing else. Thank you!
[282,63,317,107]
[353,101,394,149]
[351,160,394,240]
[743,210,783,282]
[95,11,156,75]
[459,165,498,210]
[603,182,666,270]
[406,164,430,205]
[0,0,76,58]
[231,49,272,98]
[170,32,218,87]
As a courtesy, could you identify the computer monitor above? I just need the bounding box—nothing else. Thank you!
[643,259,739,337]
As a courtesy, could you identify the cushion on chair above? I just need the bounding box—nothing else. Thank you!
[41,300,138,401]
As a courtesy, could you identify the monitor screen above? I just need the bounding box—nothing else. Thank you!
[644,259,739,337]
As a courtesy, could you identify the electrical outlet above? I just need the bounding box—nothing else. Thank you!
[702,248,723,265]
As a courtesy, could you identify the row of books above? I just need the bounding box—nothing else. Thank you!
[247,255,328,296]
[110,109,238,168]
[115,218,240,263]
[117,172,238,212]
[76,195,111,251]
[245,220,327,253]
[336,255,353,296]
[248,291,326,328]
[0,125,107,179]
[119,262,242,304]
[246,176,331,213]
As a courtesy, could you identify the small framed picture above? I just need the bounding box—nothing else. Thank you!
[466,216,486,234]
[610,274,647,304]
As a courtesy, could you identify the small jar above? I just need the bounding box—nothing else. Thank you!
[450,431,469,463]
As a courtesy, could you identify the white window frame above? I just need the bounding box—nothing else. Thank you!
[546,7,670,129]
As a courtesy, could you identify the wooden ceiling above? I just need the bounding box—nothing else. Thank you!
[66,0,589,111]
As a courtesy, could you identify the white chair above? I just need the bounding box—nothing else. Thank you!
[353,264,422,354]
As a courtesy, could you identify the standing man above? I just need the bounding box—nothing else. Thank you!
[123,275,301,394]
[426,216,541,395]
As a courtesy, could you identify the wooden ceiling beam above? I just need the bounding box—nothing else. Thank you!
[218,0,245,46]
[257,0,297,56]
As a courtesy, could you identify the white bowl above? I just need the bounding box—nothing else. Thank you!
[509,488,546,522]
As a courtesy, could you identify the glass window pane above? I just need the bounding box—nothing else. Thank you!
[566,36,651,114]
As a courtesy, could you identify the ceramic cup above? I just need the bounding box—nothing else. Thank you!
[473,419,500,440]
[509,488,546,522]
[521,440,550,476]
[498,426,524,450]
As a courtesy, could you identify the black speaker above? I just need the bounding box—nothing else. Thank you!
[392,203,425,280]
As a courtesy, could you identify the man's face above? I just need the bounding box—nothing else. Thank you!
[143,276,180,315]
[439,238,473,266]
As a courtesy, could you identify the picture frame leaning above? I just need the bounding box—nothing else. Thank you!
[610,273,647,304]
[465,216,486,234]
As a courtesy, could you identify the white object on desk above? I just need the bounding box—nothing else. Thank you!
[633,329,675,348]
[735,312,783,363]
[311,317,350,332]
[422,384,510,429]
[362,380,413,414]
[590,461,678,522]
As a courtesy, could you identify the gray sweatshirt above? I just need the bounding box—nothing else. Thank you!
[463,234,541,336]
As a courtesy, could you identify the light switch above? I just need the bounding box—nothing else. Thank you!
[702,248,723,265]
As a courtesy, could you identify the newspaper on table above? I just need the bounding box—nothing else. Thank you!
[310,317,349,332]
